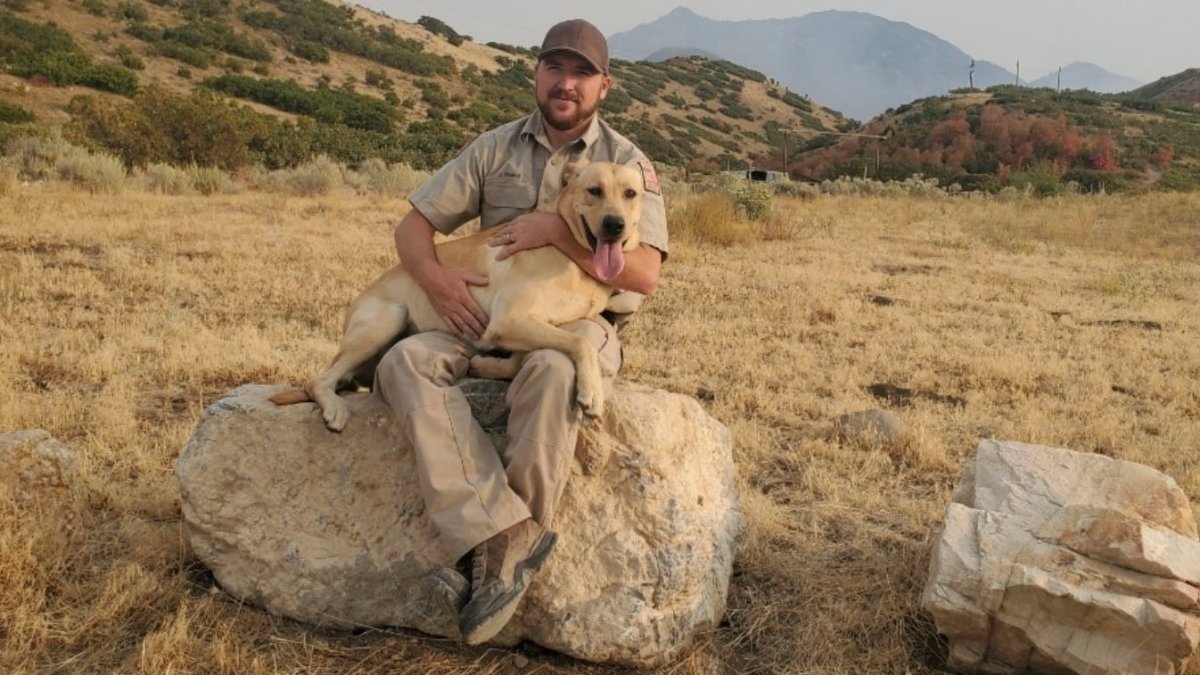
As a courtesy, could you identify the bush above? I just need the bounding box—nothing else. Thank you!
[291,40,329,63]
[67,87,271,170]
[54,144,128,193]
[186,163,237,194]
[115,44,145,70]
[348,157,428,196]
[0,100,35,124]
[669,191,745,246]
[115,1,147,21]
[727,180,772,220]
[6,131,77,179]
[142,161,193,194]
[1009,162,1061,197]
[278,154,342,196]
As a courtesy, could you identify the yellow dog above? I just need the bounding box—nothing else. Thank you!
[273,161,644,431]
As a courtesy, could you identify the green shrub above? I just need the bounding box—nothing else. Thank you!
[1009,162,1061,197]
[0,100,35,124]
[156,40,213,68]
[82,0,107,17]
[417,15,466,46]
[115,44,145,70]
[115,1,147,21]
[290,40,329,63]
[727,180,772,220]
[1158,166,1200,192]
[67,87,270,170]
[202,74,399,134]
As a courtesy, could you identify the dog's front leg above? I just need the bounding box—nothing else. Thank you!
[481,316,604,419]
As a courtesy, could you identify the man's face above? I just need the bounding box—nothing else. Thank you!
[535,52,611,133]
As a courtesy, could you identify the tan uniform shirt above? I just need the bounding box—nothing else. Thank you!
[409,110,669,258]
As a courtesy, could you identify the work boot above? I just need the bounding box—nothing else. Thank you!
[459,518,557,645]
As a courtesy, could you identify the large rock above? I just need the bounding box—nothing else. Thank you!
[923,439,1200,674]
[176,381,740,668]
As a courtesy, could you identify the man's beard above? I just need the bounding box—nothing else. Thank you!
[538,88,600,132]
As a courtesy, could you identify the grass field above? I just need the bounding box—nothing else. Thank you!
[2,181,1199,673]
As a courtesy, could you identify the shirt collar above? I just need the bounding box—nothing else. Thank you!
[520,109,601,151]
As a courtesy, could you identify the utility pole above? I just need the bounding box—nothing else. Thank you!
[781,128,789,175]
[1015,60,1020,87]
[1056,66,1062,94]
[969,59,975,89]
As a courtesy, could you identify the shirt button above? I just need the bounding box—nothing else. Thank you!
[550,157,561,166]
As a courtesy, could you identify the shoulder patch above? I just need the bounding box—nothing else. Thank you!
[638,159,660,195]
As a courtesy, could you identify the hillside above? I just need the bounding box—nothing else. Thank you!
[0,0,844,173]
[789,85,1200,192]
[609,7,1015,121]
[1126,68,1200,108]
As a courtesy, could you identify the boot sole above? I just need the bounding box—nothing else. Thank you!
[460,529,558,645]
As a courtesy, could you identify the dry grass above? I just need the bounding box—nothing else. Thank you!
[2,182,1199,674]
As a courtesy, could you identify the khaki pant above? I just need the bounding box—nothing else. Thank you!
[375,318,621,563]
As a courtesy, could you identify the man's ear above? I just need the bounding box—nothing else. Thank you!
[561,160,590,187]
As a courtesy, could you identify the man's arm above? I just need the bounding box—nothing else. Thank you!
[394,208,490,340]
[488,211,661,295]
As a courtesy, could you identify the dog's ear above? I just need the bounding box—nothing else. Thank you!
[561,160,590,187]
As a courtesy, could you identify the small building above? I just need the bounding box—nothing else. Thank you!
[723,169,788,183]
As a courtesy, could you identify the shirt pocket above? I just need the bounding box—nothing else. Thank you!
[481,179,537,228]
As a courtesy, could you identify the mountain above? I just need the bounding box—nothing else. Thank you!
[1027,62,1142,93]
[0,1,843,173]
[1126,68,1200,108]
[609,7,1016,121]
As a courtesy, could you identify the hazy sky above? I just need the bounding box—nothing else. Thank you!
[356,1,1197,83]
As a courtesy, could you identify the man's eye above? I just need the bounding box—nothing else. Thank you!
[624,189,638,199]
[587,187,602,196]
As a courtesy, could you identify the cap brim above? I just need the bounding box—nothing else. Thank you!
[538,47,604,73]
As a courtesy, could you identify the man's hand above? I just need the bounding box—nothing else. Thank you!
[411,262,490,340]
[489,211,567,261]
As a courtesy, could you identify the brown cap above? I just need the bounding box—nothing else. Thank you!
[539,19,609,74]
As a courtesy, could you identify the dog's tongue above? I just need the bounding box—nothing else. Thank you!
[593,242,625,283]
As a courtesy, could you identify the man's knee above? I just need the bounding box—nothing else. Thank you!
[519,349,575,387]
[377,333,467,384]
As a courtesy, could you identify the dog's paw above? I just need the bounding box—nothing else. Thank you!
[322,398,350,432]
[576,376,605,421]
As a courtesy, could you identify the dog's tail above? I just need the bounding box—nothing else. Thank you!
[269,388,312,405]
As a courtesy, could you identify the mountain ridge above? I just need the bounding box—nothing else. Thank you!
[609,8,1016,121]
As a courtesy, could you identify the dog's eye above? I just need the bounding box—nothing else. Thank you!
[623,189,638,199]
[587,186,602,197]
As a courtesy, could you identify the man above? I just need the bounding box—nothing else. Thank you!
[373,19,669,645]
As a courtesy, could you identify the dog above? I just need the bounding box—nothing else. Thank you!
[271,160,644,431]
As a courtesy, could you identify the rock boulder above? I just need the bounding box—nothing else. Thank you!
[923,439,1200,674]
[176,381,740,668]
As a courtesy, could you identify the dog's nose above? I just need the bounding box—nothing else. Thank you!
[601,215,625,239]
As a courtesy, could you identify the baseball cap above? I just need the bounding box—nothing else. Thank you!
[538,19,609,74]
